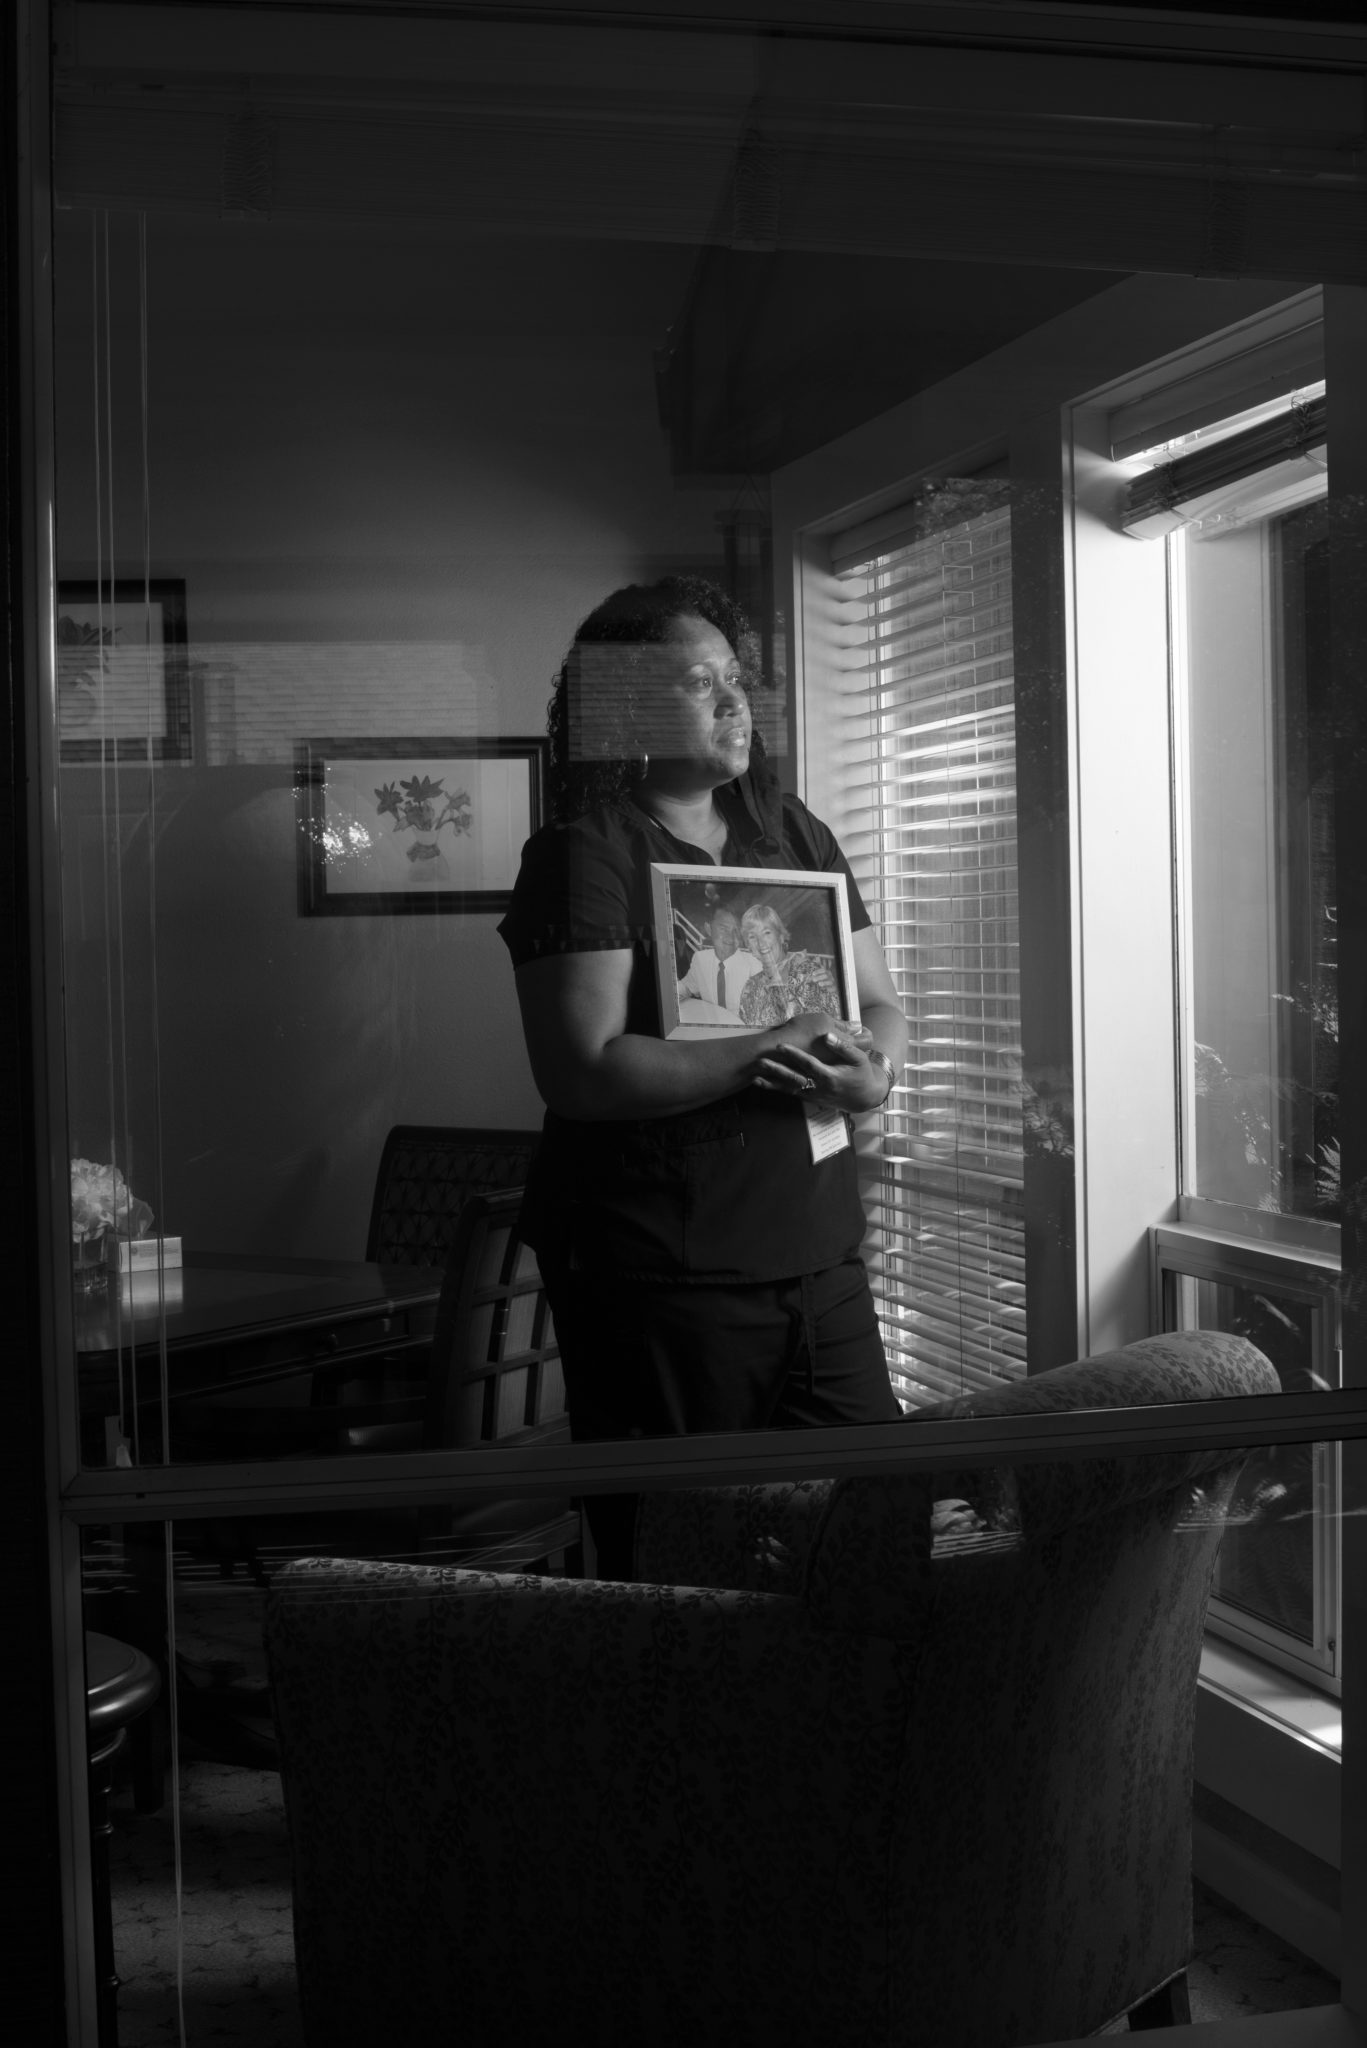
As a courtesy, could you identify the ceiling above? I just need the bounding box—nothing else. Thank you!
[656,245,1124,475]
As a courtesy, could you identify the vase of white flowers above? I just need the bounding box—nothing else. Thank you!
[70,1158,154,1292]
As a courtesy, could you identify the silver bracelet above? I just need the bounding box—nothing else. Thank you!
[867,1048,898,1105]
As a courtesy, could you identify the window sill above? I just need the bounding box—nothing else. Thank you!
[1154,1218,1340,1286]
[1171,1203,1340,1264]
[1200,1635,1340,1761]
[1194,1634,1341,1974]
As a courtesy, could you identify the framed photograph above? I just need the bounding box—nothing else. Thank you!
[57,579,192,765]
[650,863,860,1040]
[295,736,546,916]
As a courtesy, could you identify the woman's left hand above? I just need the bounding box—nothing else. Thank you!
[754,1026,889,1113]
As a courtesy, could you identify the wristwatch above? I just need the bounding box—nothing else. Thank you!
[867,1048,899,1104]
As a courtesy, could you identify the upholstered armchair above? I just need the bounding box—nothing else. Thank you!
[264,1328,1276,2048]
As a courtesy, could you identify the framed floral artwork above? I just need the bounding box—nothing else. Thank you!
[57,578,192,765]
[294,736,546,915]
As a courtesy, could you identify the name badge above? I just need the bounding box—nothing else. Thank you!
[803,1099,851,1163]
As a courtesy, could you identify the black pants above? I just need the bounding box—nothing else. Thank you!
[543,1257,901,1580]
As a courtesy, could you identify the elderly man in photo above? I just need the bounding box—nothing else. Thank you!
[677,904,763,1020]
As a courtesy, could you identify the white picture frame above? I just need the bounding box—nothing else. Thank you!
[649,863,860,1040]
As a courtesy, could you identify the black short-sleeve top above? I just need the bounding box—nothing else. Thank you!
[498,780,873,1282]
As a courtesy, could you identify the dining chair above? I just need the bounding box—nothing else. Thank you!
[299,1123,545,1445]
[201,1186,583,1574]
[176,1180,582,1583]
[365,1123,541,1266]
[168,1169,578,1767]
[167,1124,544,1454]
[408,1184,583,1574]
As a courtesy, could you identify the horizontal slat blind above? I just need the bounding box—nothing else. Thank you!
[1105,292,1322,462]
[837,503,1026,1404]
[1121,392,1326,539]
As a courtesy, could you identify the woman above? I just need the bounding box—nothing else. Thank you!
[498,576,908,1577]
[737,903,841,1027]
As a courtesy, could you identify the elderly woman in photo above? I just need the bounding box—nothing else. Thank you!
[498,575,908,1578]
[737,903,841,1028]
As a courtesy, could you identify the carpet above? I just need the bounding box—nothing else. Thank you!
[103,1572,1341,2043]
[110,1761,1339,2047]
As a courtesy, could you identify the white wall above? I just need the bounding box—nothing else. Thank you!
[55,211,728,1257]
[1063,400,1178,1356]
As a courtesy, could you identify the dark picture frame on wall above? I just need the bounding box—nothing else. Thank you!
[57,578,192,765]
[295,736,546,916]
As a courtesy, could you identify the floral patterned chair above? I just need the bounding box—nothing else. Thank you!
[263,1328,1276,2048]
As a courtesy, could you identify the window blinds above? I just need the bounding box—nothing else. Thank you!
[836,501,1027,1404]
[1105,291,1322,462]
[1121,393,1326,539]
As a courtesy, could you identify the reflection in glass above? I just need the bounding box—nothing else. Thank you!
[50,10,1119,1466]
[1272,502,1337,1219]
[1161,1258,1339,1687]
[53,90,784,1471]
[37,9,1362,2044]
[1179,470,1335,1224]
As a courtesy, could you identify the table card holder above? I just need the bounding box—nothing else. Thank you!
[110,1235,183,1275]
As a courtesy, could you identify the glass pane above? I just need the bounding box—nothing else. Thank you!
[82,1433,1342,2044]
[1179,477,1336,1223]
[54,3,756,1469]
[51,1,1350,1489]
[1220,1437,1322,1645]
[1164,1266,1338,1684]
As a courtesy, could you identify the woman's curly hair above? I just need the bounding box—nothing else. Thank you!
[545,575,767,823]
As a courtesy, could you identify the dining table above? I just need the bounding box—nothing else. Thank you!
[75,1248,447,1467]
[76,1249,450,1778]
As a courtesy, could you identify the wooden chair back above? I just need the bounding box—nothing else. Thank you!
[424,1187,568,1452]
[365,1125,541,1267]
[419,1187,581,1572]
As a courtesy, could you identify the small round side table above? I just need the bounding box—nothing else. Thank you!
[87,1632,162,2048]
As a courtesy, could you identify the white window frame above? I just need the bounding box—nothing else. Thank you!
[1131,391,1344,1703]
[788,298,1346,1692]
[1155,436,1341,1699]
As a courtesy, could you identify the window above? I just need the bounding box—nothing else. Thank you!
[1159,395,1335,1236]
[1157,1227,1340,1690]
[1137,377,1341,1690]
[793,303,1345,1697]
[831,487,1026,1403]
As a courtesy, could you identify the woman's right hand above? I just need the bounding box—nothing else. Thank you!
[748,1011,889,1109]
[783,1012,872,1052]
[518,954,871,1122]
[748,1011,870,1079]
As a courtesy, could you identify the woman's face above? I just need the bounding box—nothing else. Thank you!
[636,614,752,786]
[747,917,788,969]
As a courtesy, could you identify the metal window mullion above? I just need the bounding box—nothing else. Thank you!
[62,1388,1367,1521]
